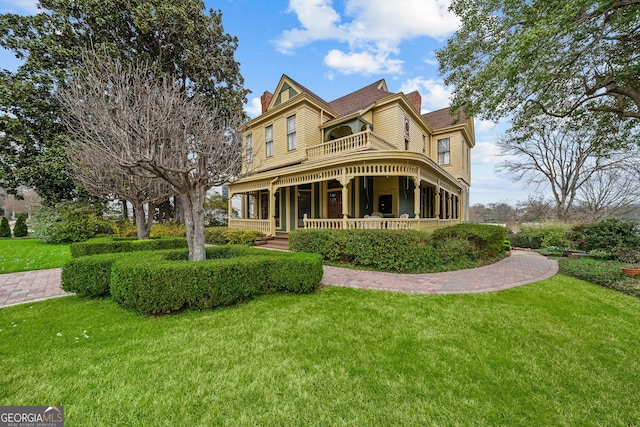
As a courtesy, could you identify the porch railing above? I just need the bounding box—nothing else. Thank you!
[228,218,270,233]
[306,130,396,161]
[302,216,460,231]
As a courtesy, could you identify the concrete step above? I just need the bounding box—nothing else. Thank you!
[258,233,289,251]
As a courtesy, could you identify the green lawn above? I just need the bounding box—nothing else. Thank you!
[1,276,639,426]
[0,239,71,273]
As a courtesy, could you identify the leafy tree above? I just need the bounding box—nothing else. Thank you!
[12,213,28,237]
[437,0,639,142]
[59,55,244,261]
[31,200,111,243]
[0,216,11,238]
[0,0,248,202]
[204,192,237,227]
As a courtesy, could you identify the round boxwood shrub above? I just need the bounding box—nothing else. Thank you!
[13,214,28,237]
[0,216,11,238]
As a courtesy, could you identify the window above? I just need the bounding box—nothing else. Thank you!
[438,138,450,165]
[404,116,410,134]
[287,115,296,150]
[245,134,253,163]
[265,125,273,157]
[405,138,410,151]
[422,135,427,154]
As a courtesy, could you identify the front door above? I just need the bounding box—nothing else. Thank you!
[328,190,342,219]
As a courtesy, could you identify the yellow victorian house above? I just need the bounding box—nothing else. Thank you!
[227,75,474,236]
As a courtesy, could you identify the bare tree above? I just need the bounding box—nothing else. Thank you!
[575,154,640,221]
[3,187,42,217]
[59,54,244,260]
[67,144,175,239]
[497,114,630,221]
[516,194,555,223]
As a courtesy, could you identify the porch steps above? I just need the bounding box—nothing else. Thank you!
[255,232,289,251]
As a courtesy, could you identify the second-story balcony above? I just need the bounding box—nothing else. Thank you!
[306,129,397,161]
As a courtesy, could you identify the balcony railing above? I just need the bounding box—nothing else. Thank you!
[306,130,396,161]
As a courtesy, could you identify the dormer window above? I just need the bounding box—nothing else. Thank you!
[265,125,273,157]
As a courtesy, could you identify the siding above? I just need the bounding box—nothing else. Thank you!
[243,104,322,173]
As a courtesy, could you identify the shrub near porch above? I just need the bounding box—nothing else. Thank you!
[290,224,507,273]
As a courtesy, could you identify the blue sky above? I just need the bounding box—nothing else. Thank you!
[0,0,536,206]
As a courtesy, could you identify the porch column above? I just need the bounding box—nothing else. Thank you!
[338,176,353,229]
[447,193,452,219]
[269,186,278,237]
[435,187,440,219]
[241,194,247,219]
[412,176,421,219]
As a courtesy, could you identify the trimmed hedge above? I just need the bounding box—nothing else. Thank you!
[431,224,507,259]
[509,223,572,250]
[204,227,264,245]
[69,237,188,258]
[290,224,507,273]
[61,245,323,314]
[558,257,640,298]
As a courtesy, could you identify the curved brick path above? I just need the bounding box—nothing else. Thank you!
[0,268,69,308]
[0,250,557,308]
[321,249,558,294]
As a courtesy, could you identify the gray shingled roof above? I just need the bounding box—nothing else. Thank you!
[328,80,393,116]
[422,107,468,130]
[282,74,334,112]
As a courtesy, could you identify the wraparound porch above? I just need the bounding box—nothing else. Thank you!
[227,156,468,236]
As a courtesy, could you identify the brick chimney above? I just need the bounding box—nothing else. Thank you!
[261,91,273,114]
[406,91,422,113]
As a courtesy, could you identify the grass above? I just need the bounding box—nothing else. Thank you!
[1,276,639,426]
[0,239,71,273]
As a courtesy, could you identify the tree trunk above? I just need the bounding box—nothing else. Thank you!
[122,200,129,220]
[133,200,151,240]
[182,189,207,261]
[174,195,185,224]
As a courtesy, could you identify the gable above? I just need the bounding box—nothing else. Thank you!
[273,82,300,107]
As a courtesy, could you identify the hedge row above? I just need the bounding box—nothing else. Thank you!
[431,224,508,259]
[558,257,640,298]
[204,228,264,245]
[61,245,323,315]
[289,224,507,273]
[69,237,188,258]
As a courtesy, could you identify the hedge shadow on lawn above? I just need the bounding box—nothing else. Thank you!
[62,245,323,315]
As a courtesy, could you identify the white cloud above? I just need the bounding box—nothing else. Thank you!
[399,77,452,111]
[274,0,459,75]
[244,97,262,118]
[324,49,403,75]
[471,142,503,165]
[475,119,497,134]
[1,0,39,13]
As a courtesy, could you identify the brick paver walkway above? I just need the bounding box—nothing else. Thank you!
[321,249,558,294]
[0,268,70,308]
[0,250,557,308]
